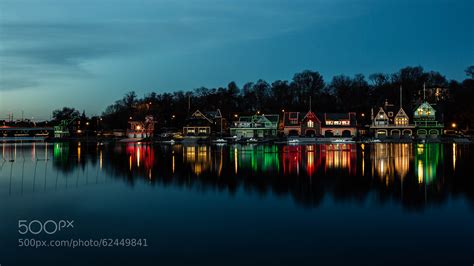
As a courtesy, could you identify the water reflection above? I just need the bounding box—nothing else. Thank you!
[1,142,473,211]
[372,143,412,185]
[324,144,356,175]
[414,144,443,184]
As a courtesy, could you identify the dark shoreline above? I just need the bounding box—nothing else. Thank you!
[1,136,472,144]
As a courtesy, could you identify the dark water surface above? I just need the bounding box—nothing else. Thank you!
[1,142,473,266]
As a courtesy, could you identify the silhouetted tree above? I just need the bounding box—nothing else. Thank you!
[52,107,80,122]
[465,65,474,79]
[95,66,474,130]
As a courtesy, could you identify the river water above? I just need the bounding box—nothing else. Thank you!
[0,142,473,265]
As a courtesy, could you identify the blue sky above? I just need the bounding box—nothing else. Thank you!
[0,0,473,120]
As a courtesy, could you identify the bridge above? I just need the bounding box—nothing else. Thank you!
[0,127,54,137]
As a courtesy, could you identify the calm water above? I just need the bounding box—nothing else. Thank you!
[0,142,473,266]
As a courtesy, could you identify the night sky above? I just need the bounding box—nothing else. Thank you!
[1,0,473,120]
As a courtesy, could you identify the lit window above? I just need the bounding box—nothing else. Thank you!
[307,120,314,128]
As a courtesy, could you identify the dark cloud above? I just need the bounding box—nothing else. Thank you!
[0,78,39,91]
[0,22,129,66]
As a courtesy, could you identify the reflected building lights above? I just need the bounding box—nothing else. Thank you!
[306,146,315,177]
[77,143,81,163]
[183,145,211,175]
[361,144,365,176]
[452,143,456,171]
[126,144,155,176]
[0,142,458,205]
[373,143,411,184]
[324,144,355,175]
[99,150,103,170]
[414,144,442,185]
[394,144,410,180]
[136,146,140,167]
[172,154,175,174]
[418,159,424,184]
[234,147,238,175]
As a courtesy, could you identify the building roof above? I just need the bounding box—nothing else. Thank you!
[320,112,357,127]
[204,109,222,119]
[283,112,303,126]
[261,114,279,123]
[414,101,437,120]
[283,111,321,127]
[185,109,217,126]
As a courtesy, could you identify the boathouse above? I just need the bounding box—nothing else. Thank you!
[320,112,357,137]
[230,114,279,138]
[183,109,224,136]
[370,86,415,138]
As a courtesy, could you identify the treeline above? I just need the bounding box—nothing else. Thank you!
[54,65,474,130]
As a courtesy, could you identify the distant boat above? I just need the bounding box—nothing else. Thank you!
[331,138,355,143]
[247,138,258,143]
[368,139,382,143]
[288,139,300,144]
[161,139,175,144]
[119,138,143,143]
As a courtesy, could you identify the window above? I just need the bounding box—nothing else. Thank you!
[388,112,393,117]
[395,117,408,125]
[307,120,314,128]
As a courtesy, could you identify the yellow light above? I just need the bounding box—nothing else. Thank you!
[136,125,141,130]
[418,160,424,183]
[136,147,140,167]
[451,123,457,128]
[234,114,238,118]
[452,143,456,171]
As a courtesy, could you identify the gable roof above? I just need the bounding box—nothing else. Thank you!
[302,110,321,123]
[414,102,436,119]
[261,114,279,123]
[190,110,213,123]
[395,107,408,118]
[375,107,388,120]
[204,109,222,119]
